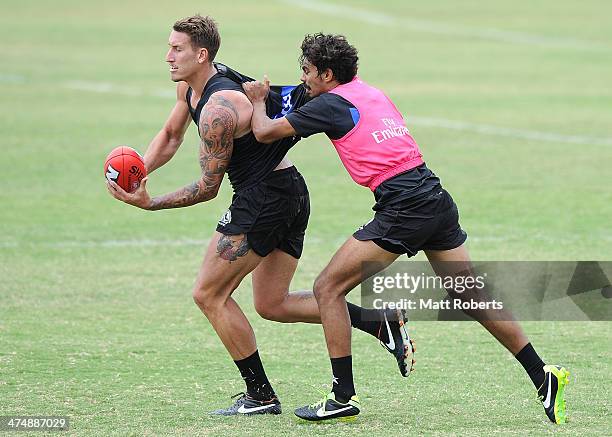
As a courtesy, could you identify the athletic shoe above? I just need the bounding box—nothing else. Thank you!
[538,365,570,424]
[379,308,415,377]
[294,392,360,422]
[210,392,282,416]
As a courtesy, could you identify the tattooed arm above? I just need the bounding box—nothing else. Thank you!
[107,92,240,210]
[148,93,237,210]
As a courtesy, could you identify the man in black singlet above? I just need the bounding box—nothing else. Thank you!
[106,16,414,416]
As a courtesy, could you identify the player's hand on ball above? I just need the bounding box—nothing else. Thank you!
[242,75,270,102]
[107,177,152,210]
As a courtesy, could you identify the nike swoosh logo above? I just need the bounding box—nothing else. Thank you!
[383,312,395,350]
[237,403,276,414]
[316,405,355,418]
[543,372,552,409]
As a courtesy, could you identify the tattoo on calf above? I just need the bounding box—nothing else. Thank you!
[217,234,250,262]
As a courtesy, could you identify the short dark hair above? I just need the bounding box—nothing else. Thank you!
[299,33,358,84]
[173,15,221,61]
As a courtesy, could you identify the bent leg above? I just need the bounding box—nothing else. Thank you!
[192,231,262,360]
[252,249,321,323]
[424,245,528,354]
[251,249,409,357]
[425,244,557,401]
[314,237,400,358]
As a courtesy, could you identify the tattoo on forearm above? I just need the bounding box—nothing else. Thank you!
[149,181,202,211]
[149,95,237,211]
[217,234,250,262]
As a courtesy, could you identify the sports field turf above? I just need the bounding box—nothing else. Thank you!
[1,0,611,435]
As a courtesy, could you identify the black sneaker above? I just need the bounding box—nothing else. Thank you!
[379,308,415,377]
[210,392,282,416]
[294,392,360,422]
[537,365,570,424]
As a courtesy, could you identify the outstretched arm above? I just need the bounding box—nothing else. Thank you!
[144,82,191,173]
[107,93,237,210]
[242,76,297,144]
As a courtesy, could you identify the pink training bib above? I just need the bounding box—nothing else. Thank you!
[329,77,424,191]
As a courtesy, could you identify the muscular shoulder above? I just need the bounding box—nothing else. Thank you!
[208,89,250,110]
[202,90,252,138]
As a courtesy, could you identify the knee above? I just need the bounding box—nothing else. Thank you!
[313,273,338,302]
[254,299,283,321]
[192,282,223,314]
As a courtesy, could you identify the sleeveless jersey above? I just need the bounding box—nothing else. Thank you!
[186,63,309,192]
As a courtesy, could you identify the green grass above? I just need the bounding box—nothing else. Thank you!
[1,0,611,435]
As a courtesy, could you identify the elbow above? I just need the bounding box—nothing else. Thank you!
[252,127,276,144]
[259,136,276,145]
[164,126,185,150]
[202,185,220,202]
[207,189,219,200]
[168,134,184,151]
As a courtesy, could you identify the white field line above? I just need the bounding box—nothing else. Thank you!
[407,115,612,146]
[4,74,612,146]
[48,238,210,248]
[1,234,611,250]
[0,73,26,84]
[59,78,612,147]
[0,239,208,249]
[63,80,175,99]
[283,0,610,52]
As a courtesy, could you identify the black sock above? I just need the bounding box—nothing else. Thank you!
[234,350,275,401]
[515,343,546,389]
[346,302,388,342]
[330,356,355,403]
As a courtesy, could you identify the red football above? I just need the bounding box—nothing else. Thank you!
[104,146,147,193]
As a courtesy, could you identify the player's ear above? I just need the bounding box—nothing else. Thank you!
[322,68,335,83]
[197,47,209,64]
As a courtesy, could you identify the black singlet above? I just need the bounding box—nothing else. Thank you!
[186,63,308,192]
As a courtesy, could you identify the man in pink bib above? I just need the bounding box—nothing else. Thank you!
[243,33,569,425]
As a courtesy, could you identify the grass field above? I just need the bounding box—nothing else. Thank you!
[1,0,611,435]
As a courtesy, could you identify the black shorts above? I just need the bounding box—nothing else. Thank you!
[353,183,467,257]
[216,167,310,259]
